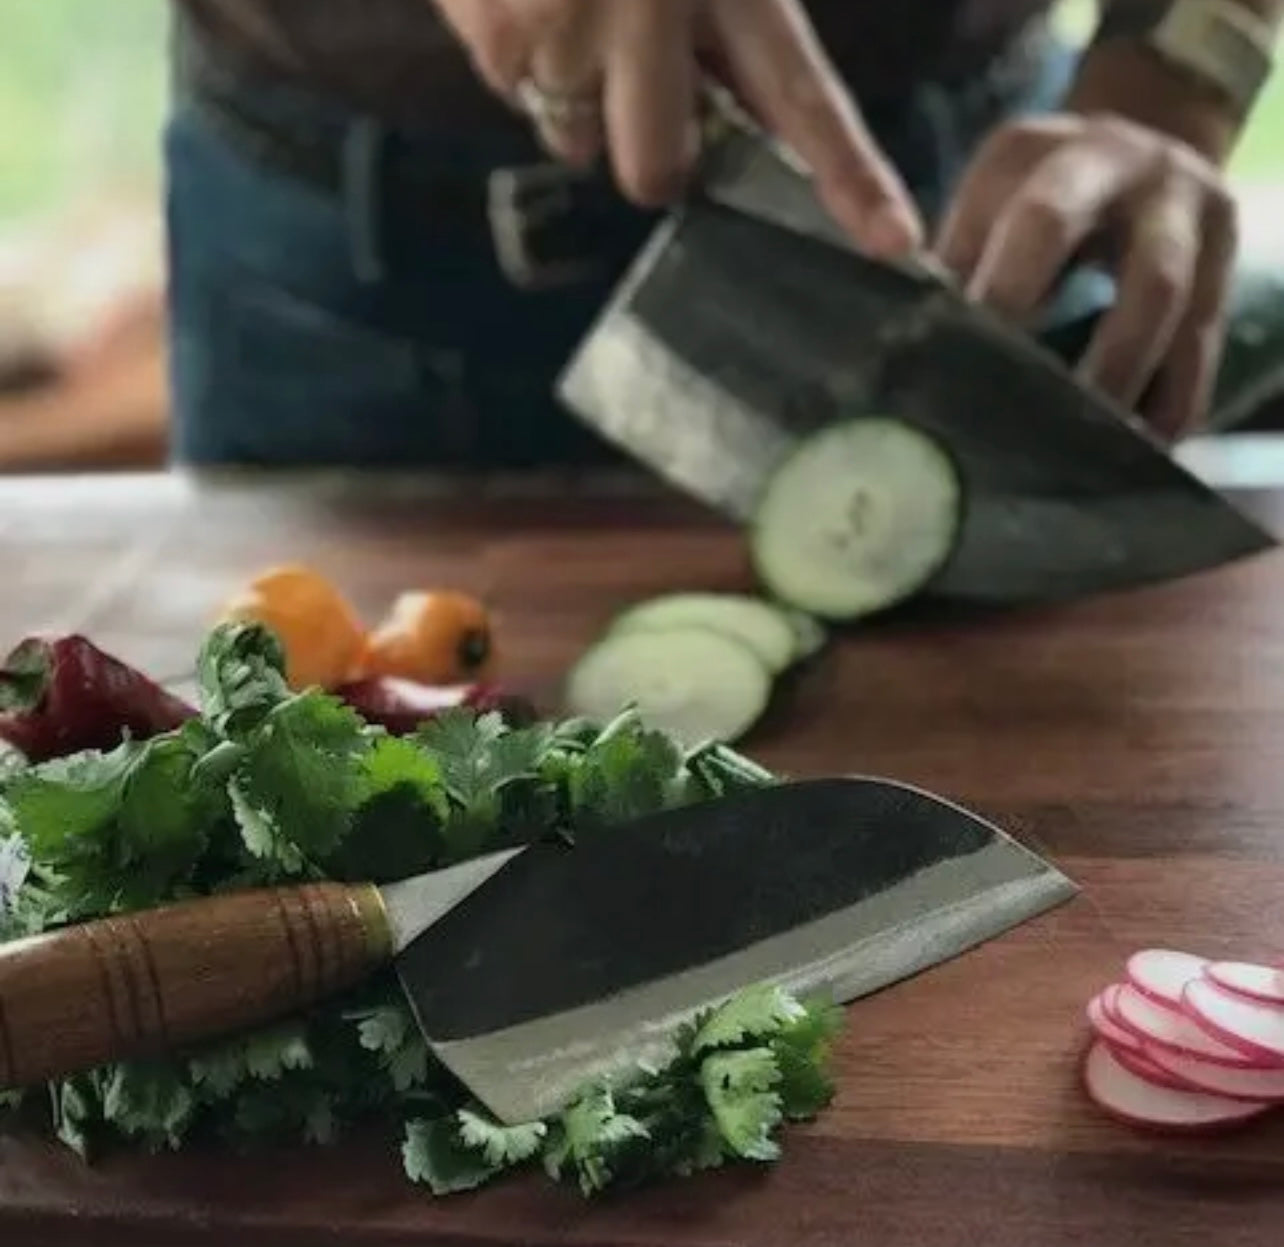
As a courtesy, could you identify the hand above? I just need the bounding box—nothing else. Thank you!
[934,113,1239,439]
[431,0,922,257]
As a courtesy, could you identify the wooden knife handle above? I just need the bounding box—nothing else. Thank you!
[0,882,392,1090]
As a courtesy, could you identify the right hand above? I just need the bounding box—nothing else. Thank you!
[431,0,923,259]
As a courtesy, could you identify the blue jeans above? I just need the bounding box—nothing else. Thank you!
[163,35,1258,468]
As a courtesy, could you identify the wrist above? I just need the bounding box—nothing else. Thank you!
[1067,0,1281,164]
[1065,40,1241,162]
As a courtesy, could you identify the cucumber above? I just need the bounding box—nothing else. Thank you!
[750,417,962,621]
[609,593,802,674]
[565,627,772,747]
[783,608,827,662]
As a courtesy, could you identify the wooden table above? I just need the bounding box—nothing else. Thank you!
[5,460,1284,1246]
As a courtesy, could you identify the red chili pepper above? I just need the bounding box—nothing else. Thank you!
[0,635,197,763]
[337,677,537,736]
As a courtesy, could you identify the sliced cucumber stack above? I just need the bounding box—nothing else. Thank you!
[565,627,771,747]
[608,592,815,675]
[751,417,962,621]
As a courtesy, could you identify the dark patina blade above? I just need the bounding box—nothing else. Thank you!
[396,777,1073,1123]
[558,200,1275,605]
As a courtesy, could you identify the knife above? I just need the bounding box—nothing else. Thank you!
[552,92,1276,605]
[0,776,1074,1124]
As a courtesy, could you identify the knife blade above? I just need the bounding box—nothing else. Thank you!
[556,104,1276,604]
[0,777,1072,1121]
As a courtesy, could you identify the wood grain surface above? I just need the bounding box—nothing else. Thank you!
[5,467,1284,1247]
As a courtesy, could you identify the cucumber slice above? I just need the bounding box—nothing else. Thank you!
[565,627,771,747]
[751,417,962,620]
[609,593,800,674]
[783,609,827,662]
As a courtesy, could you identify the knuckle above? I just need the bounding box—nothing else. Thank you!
[1141,250,1190,306]
[1205,183,1240,240]
[474,4,522,51]
[973,116,1062,168]
[468,11,526,85]
[1009,191,1075,249]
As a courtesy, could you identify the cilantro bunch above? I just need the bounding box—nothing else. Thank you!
[0,623,842,1195]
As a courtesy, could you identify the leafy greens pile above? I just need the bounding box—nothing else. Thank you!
[0,623,843,1196]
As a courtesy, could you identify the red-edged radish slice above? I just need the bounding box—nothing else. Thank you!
[1087,988,1142,1053]
[1143,1043,1284,1102]
[1126,948,1208,1013]
[1113,984,1260,1067]
[1206,961,1284,1007]
[1110,1043,1202,1092]
[1082,1041,1271,1132]
[1183,978,1284,1065]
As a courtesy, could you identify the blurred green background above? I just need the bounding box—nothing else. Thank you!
[0,0,1280,224]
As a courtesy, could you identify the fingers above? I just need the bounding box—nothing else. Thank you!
[963,140,1144,319]
[434,0,528,96]
[934,117,1078,281]
[708,0,922,257]
[1078,172,1203,413]
[1141,191,1238,439]
[602,1,699,205]
[524,5,606,167]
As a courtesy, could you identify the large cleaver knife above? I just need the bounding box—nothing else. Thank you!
[0,777,1073,1124]
[555,98,1276,605]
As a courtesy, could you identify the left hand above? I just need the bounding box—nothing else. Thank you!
[934,112,1239,440]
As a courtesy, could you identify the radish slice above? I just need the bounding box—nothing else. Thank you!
[1126,948,1208,1013]
[1110,1043,1202,1092]
[1113,984,1259,1067]
[1083,1041,1271,1132]
[1143,1043,1284,1102]
[1087,988,1142,1053]
[1206,961,1284,1007]
[1183,978,1284,1065]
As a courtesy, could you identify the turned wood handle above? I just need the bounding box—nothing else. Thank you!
[0,882,392,1090]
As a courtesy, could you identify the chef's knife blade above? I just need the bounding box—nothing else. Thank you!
[0,777,1073,1121]
[554,92,1275,603]
[558,199,1275,604]
[397,776,1075,1124]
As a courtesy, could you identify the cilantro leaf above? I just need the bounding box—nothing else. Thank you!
[354,1005,429,1091]
[416,711,551,861]
[53,1076,99,1159]
[5,742,140,861]
[229,690,367,864]
[189,1040,251,1100]
[355,1006,411,1056]
[690,984,808,1055]
[0,833,31,915]
[101,1063,198,1150]
[771,996,843,1120]
[699,1048,783,1162]
[327,737,449,882]
[565,718,691,829]
[403,1116,503,1195]
[0,740,27,785]
[243,1026,313,1081]
[456,1106,547,1168]
[304,1096,338,1145]
[544,1086,649,1196]
[197,622,293,736]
